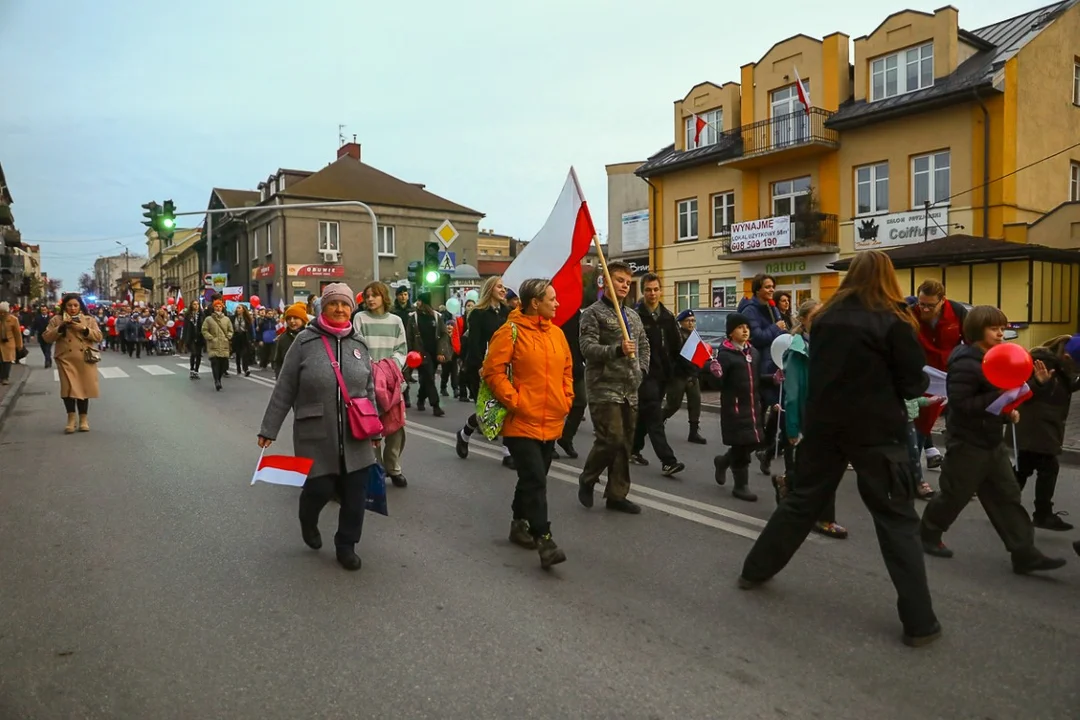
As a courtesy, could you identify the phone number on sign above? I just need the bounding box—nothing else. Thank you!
[730,235,783,252]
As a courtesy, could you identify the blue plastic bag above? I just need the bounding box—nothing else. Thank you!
[366,463,388,516]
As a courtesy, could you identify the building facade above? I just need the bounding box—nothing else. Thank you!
[633,1,1080,324]
[0,160,24,304]
[605,161,652,303]
[94,252,148,301]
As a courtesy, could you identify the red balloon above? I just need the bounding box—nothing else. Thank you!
[983,342,1033,389]
[167,297,175,305]
[250,295,261,308]
[405,351,423,369]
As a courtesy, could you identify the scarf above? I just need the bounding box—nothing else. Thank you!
[317,315,354,338]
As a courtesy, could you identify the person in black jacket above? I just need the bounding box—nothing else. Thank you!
[920,306,1066,575]
[182,302,206,379]
[664,310,706,444]
[629,273,684,477]
[556,310,587,459]
[739,251,940,647]
[737,274,788,475]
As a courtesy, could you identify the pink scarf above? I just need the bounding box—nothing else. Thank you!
[317,314,354,338]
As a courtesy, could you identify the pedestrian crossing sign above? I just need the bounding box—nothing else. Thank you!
[438,251,456,272]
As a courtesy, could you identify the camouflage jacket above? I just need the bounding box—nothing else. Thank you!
[579,296,650,407]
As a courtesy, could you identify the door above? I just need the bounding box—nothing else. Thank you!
[770,83,809,148]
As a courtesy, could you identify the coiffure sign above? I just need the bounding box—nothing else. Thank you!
[854,208,950,250]
[729,216,792,253]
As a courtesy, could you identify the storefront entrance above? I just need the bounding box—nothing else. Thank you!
[773,274,813,307]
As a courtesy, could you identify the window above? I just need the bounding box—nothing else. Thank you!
[770,83,810,146]
[710,279,738,309]
[269,179,277,195]
[772,176,811,216]
[912,151,951,207]
[318,221,340,252]
[378,225,396,256]
[234,241,239,265]
[265,222,273,258]
[871,43,933,101]
[1071,162,1080,202]
[675,281,700,313]
[677,198,698,241]
[684,108,722,149]
[252,228,259,260]
[856,162,889,215]
[1074,62,1080,105]
[279,174,286,191]
[711,192,735,236]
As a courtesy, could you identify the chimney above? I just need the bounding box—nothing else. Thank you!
[411,183,426,190]
[337,142,361,161]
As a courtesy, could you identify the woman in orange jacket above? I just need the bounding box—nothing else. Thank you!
[482,278,574,570]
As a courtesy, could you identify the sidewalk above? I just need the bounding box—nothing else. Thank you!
[0,362,32,433]
[701,389,1080,464]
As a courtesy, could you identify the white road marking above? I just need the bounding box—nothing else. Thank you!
[98,366,129,379]
[140,364,174,376]
[52,370,59,382]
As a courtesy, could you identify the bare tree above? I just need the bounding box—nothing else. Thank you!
[78,272,99,296]
[46,278,62,303]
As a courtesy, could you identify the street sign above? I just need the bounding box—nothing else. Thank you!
[434,220,459,247]
[438,251,456,272]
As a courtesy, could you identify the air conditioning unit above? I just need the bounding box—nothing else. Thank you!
[321,250,340,263]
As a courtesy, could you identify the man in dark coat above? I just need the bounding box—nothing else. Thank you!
[737,273,787,474]
[405,291,451,417]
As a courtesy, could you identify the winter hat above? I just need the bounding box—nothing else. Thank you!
[284,302,308,323]
[676,309,695,323]
[320,282,356,312]
[726,312,751,337]
[506,289,518,300]
[418,290,432,306]
[1066,334,1080,364]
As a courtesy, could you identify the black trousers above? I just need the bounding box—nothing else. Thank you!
[0,361,10,382]
[1015,450,1061,516]
[417,359,440,408]
[439,359,458,393]
[742,433,937,636]
[462,363,481,402]
[299,466,369,549]
[783,441,836,523]
[210,356,229,384]
[663,375,702,426]
[562,403,587,445]
[505,437,554,537]
[38,336,52,366]
[189,346,203,373]
[234,341,251,374]
[723,444,755,470]
[632,379,676,464]
[62,398,89,414]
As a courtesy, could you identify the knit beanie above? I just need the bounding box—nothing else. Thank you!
[284,302,308,324]
[726,312,751,337]
[418,290,432,306]
[321,282,356,312]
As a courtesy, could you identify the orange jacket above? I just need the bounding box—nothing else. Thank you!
[481,308,574,441]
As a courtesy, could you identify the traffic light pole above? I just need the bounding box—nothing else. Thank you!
[171,201,380,289]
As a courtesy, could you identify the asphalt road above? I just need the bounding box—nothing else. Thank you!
[1,352,1078,719]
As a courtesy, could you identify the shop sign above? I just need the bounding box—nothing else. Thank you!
[854,208,950,250]
[621,210,649,253]
[730,216,791,253]
[739,254,839,279]
[252,263,276,280]
[624,257,651,276]
[286,264,345,278]
[203,273,228,290]
[290,281,306,288]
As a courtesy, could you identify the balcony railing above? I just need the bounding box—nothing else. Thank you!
[721,108,839,163]
[721,212,838,255]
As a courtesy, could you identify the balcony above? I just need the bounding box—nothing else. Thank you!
[719,108,839,169]
[719,212,839,260]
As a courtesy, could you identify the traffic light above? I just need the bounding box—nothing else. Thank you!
[407,261,422,288]
[141,201,161,231]
[160,200,177,241]
[423,241,440,286]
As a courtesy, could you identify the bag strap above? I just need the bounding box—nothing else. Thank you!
[321,335,353,401]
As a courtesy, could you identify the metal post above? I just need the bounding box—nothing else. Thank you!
[205,217,213,281]
[923,201,930,242]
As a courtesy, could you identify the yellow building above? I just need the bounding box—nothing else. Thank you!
[634,1,1080,335]
[144,228,200,305]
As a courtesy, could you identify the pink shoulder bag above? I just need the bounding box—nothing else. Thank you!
[321,336,384,440]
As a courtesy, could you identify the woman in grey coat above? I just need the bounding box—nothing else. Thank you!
[258,283,379,571]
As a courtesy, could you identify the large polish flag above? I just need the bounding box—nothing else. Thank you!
[251,451,314,487]
[501,168,597,327]
[175,288,185,312]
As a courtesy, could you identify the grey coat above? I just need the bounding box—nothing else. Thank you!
[580,296,650,408]
[259,321,378,479]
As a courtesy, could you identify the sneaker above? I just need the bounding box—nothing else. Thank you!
[433,406,445,418]
[922,541,954,558]
[630,453,649,466]
[509,519,538,549]
[605,498,642,514]
[1033,511,1073,532]
[455,430,470,458]
[537,534,567,570]
[811,521,849,539]
[1012,550,1067,575]
[661,461,685,477]
[902,622,942,648]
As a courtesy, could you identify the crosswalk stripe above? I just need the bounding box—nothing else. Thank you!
[53,370,58,382]
[140,365,174,376]
[98,367,129,379]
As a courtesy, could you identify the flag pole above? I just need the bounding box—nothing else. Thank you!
[591,234,634,358]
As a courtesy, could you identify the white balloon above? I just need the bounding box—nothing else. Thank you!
[446,298,461,315]
[465,290,479,303]
[166,320,175,328]
[770,333,795,367]
[22,328,30,336]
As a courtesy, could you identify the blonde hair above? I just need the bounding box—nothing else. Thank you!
[792,298,821,335]
[474,275,505,312]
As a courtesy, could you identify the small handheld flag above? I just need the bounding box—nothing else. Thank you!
[251,449,314,487]
[680,329,714,368]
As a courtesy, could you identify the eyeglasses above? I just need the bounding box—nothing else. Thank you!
[917,300,941,311]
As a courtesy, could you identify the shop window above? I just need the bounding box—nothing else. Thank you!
[1071,162,1080,202]
[772,177,811,216]
[675,280,700,312]
[677,198,698,241]
[711,192,735,236]
[710,279,738,308]
[856,162,889,216]
[912,151,950,208]
[871,43,933,101]
[685,109,722,149]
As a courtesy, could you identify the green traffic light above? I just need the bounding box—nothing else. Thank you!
[425,270,439,284]
[161,218,175,229]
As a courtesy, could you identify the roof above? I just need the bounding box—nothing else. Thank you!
[0,160,10,204]
[279,156,483,217]
[213,188,260,209]
[828,235,1080,269]
[827,0,1078,129]
[635,134,742,178]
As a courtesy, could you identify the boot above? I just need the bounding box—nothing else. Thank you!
[537,534,567,569]
[336,546,362,571]
[732,467,758,502]
[78,414,90,432]
[713,453,730,486]
[64,412,77,434]
[509,519,538,549]
[688,424,707,444]
[1012,547,1067,575]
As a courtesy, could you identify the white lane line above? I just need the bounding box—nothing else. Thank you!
[243,374,276,388]
[98,367,129,379]
[140,364,174,376]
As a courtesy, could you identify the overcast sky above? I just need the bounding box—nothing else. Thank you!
[0,0,1043,289]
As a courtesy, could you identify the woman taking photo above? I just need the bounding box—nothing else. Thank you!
[482,278,574,569]
[258,283,379,572]
[42,294,102,434]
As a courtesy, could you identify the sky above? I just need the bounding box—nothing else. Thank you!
[0,0,1047,290]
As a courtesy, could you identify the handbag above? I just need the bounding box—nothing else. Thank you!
[366,463,389,516]
[321,336,383,440]
[83,346,102,364]
[475,323,517,441]
[15,346,28,361]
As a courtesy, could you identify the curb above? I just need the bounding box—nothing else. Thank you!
[0,365,31,436]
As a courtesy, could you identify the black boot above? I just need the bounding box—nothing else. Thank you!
[713,453,730,486]
[688,423,707,444]
[732,467,758,502]
[301,522,322,550]
[336,546,362,571]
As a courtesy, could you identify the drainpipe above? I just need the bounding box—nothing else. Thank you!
[643,177,659,273]
[973,89,991,239]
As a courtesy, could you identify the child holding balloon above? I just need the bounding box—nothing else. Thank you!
[920,305,1067,575]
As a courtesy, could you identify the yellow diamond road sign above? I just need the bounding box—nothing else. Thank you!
[435,220,459,247]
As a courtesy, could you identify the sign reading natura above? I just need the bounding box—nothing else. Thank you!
[855,208,950,250]
[730,216,791,253]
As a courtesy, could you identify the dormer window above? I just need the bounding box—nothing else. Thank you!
[685,109,722,149]
[871,42,934,101]
[269,178,277,195]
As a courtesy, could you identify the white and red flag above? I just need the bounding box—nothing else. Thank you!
[251,451,314,487]
[692,113,708,145]
[501,167,597,327]
[793,66,811,114]
[680,329,714,368]
[175,288,185,312]
[987,383,1034,416]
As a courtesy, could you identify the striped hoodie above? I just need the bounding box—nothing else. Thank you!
[354,310,407,369]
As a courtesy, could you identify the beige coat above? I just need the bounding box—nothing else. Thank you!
[201,312,234,357]
[42,314,102,399]
[0,313,23,363]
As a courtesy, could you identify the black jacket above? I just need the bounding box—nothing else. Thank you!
[944,344,1012,450]
[805,296,928,445]
[463,305,510,369]
[561,311,585,382]
[713,340,764,447]
[635,301,681,385]
[1014,348,1080,456]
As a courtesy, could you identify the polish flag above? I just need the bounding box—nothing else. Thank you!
[692,113,707,145]
[251,451,314,487]
[679,329,714,368]
[793,66,811,114]
[987,383,1034,416]
[175,288,185,312]
[501,168,597,327]
[278,298,286,313]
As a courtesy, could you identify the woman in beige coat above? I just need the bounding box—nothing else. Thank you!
[0,301,25,386]
[42,294,102,433]
[201,297,234,391]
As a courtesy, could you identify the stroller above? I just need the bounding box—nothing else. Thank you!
[154,325,174,355]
